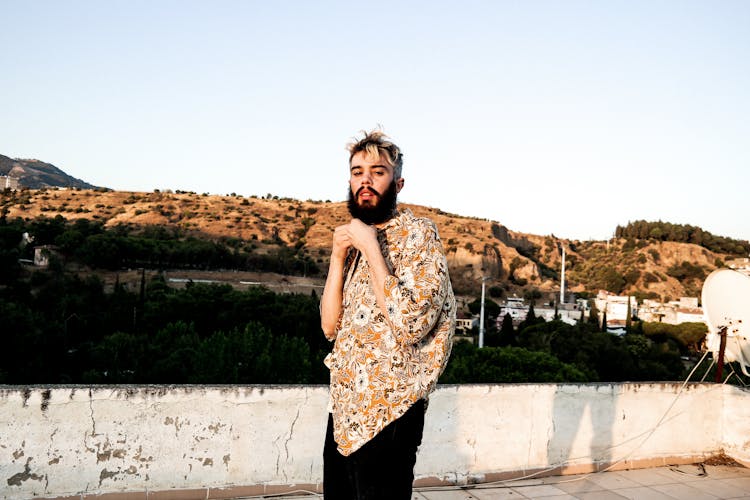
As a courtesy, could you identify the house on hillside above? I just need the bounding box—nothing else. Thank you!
[639,297,704,325]
[594,291,637,330]
[34,245,60,267]
[497,297,529,327]
[455,314,477,334]
[1,175,19,190]
[495,296,590,328]
[454,312,477,344]
[727,257,750,275]
[535,302,585,325]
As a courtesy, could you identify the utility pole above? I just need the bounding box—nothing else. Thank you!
[559,245,566,305]
[479,277,487,348]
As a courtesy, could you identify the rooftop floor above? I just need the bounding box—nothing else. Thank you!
[270,464,750,500]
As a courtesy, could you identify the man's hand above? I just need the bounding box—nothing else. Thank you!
[346,218,379,253]
[331,224,353,261]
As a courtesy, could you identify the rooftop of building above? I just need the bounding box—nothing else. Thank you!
[274,463,750,499]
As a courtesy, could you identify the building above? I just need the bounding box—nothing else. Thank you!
[1,175,19,190]
[535,302,585,325]
[495,296,590,329]
[727,257,750,275]
[639,297,705,325]
[34,245,59,267]
[497,297,529,326]
[594,290,637,332]
[594,290,637,322]
[455,316,476,333]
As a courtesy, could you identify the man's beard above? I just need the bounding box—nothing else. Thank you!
[347,181,398,225]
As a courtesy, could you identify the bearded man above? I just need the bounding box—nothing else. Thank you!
[320,129,456,499]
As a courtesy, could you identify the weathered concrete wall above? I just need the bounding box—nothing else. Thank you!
[1,385,329,499]
[721,385,750,466]
[418,383,736,484]
[1,383,747,499]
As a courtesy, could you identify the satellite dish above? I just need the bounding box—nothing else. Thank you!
[702,269,750,376]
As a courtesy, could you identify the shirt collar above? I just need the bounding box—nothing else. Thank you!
[375,207,410,230]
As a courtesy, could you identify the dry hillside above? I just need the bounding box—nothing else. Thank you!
[2,188,736,301]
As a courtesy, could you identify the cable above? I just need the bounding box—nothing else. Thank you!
[669,463,707,477]
[699,359,715,382]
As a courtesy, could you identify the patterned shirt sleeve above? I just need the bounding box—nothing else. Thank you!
[383,219,450,346]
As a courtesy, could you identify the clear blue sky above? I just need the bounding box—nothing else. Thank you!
[2,0,748,242]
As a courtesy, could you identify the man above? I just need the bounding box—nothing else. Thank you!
[320,129,455,499]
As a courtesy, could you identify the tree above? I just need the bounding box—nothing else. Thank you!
[468,297,500,347]
[588,301,599,326]
[527,302,536,322]
[517,303,543,333]
[625,297,632,333]
[439,342,588,384]
[498,313,516,346]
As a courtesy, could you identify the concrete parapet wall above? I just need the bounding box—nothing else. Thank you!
[721,384,750,466]
[1,383,748,499]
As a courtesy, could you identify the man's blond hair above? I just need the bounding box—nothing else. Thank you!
[347,129,403,179]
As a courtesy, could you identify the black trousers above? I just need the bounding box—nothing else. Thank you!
[323,400,425,500]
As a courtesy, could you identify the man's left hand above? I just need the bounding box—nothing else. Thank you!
[347,218,378,253]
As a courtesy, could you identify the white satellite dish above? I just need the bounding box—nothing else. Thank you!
[702,269,750,376]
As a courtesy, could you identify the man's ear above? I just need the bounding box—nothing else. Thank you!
[395,177,405,193]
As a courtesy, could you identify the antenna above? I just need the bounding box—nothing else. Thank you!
[479,277,487,348]
[701,269,750,377]
[560,245,566,305]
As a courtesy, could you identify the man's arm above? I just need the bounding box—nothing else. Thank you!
[345,219,392,324]
[320,225,352,340]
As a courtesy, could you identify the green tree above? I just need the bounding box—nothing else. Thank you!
[498,313,516,346]
[440,342,588,384]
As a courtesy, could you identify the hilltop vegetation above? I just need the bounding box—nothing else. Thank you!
[616,220,749,256]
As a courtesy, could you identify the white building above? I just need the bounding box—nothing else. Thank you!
[639,297,705,325]
[535,302,584,325]
[1,175,19,190]
[594,291,637,328]
[497,297,529,326]
[727,257,750,275]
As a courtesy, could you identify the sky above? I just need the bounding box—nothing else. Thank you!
[1,0,748,242]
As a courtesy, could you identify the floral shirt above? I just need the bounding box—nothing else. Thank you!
[324,209,455,456]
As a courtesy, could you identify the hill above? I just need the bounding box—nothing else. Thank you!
[1,187,746,302]
[0,154,98,189]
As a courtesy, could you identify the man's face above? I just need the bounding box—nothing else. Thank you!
[347,151,404,224]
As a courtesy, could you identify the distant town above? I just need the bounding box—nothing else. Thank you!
[456,256,750,339]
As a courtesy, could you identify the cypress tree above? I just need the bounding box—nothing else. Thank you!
[499,313,515,346]
[625,297,632,333]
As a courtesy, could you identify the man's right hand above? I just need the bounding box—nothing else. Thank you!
[331,224,353,261]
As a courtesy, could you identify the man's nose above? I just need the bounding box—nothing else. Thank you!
[360,172,372,185]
